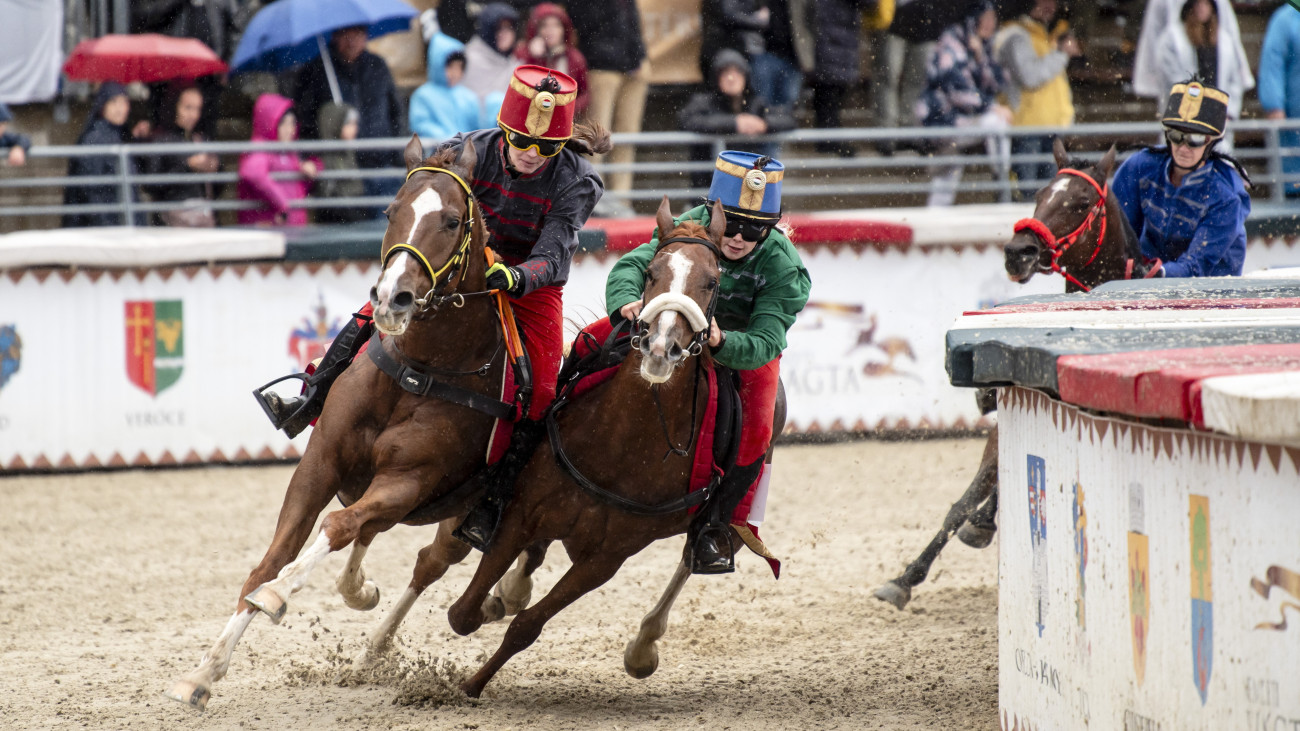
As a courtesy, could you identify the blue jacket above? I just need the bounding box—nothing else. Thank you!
[409,32,483,141]
[1258,5,1300,194]
[1112,147,1250,278]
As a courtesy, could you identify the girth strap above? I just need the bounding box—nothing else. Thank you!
[366,332,516,421]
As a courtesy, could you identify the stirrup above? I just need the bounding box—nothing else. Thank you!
[252,372,320,438]
[690,524,736,575]
[453,499,502,553]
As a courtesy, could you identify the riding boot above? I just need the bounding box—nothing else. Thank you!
[690,458,764,575]
[254,316,372,439]
[453,417,548,552]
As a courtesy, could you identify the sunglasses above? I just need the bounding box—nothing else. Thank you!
[1164,129,1211,148]
[723,218,773,242]
[501,127,567,157]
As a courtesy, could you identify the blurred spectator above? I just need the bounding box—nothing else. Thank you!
[916,2,1010,206]
[131,0,239,141]
[570,0,647,199]
[868,0,937,155]
[810,0,870,157]
[464,3,523,122]
[515,4,590,118]
[238,94,319,226]
[1136,0,1251,130]
[434,0,476,44]
[294,26,404,200]
[144,87,219,227]
[0,103,31,168]
[410,24,483,141]
[680,49,796,187]
[752,0,811,113]
[994,0,1078,201]
[63,83,147,228]
[313,102,369,224]
[700,0,770,81]
[1259,2,1300,197]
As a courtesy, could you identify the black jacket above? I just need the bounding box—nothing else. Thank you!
[294,48,403,170]
[567,0,646,73]
[63,119,139,228]
[810,0,871,86]
[700,0,769,78]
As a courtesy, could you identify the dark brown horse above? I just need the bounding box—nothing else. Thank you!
[167,138,542,709]
[874,139,1153,610]
[431,197,777,698]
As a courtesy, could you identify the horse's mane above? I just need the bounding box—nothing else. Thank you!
[425,146,462,172]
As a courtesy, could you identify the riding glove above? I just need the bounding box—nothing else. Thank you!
[486,262,525,296]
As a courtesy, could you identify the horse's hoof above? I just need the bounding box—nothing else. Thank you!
[957,522,997,549]
[624,641,659,679]
[460,678,485,699]
[245,586,288,624]
[163,679,211,711]
[341,581,380,611]
[873,581,911,611]
[480,595,506,623]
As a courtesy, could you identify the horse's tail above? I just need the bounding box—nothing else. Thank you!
[568,121,613,157]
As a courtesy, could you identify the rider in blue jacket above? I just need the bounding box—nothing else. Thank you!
[1112,80,1251,278]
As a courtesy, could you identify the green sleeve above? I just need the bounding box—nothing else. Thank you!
[714,262,812,371]
[604,205,710,316]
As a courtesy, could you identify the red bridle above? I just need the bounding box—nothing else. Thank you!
[1012,168,1109,292]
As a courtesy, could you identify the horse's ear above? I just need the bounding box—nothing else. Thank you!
[1052,137,1069,169]
[655,195,674,241]
[1098,144,1118,180]
[404,134,424,172]
[708,200,727,243]
[455,139,478,174]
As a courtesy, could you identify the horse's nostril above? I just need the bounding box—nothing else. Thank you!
[394,291,414,309]
[668,342,683,360]
[369,287,380,307]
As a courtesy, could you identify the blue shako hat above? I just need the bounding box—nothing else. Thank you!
[707,150,784,222]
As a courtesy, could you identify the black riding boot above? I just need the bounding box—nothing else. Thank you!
[453,418,548,552]
[690,458,764,575]
[253,316,372,439]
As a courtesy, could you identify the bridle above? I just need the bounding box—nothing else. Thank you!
[381,165,482,311]
[1012,168,1109,293]
[630,235,723,359]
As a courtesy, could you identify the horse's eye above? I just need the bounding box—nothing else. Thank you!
[447,217,461,229]
[706,278,718,291]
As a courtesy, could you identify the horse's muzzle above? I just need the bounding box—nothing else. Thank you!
[370,286,416,335]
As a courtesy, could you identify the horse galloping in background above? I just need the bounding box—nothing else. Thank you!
[874,140,1156,610]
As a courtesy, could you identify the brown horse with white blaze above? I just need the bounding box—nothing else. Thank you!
[166,138,542,710]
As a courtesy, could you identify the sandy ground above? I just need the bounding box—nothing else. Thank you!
[0,438,999,730]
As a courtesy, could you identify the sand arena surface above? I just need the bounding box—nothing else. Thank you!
[0,439,998,730]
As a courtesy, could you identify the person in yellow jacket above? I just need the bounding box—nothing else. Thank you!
[994,0,1081,200]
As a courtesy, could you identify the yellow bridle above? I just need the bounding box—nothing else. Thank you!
[381,166,478,305]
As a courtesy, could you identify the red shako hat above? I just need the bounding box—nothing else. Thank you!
[497,65,578,140]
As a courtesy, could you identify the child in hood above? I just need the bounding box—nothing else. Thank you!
[410,26,483,140]
[463,3,522,122]
[515,3,589,117]
[238,94,320,226]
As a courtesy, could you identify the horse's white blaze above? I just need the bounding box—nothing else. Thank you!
[1045,177,1072,207]
[667,250,691,294]
[376,251,410,304]
[406,187,444,238]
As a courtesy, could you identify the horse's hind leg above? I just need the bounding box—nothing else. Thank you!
[957,484,999,548]
[336,539,381,611]
[461,554,626,698]
[873,428,998,611]
[358,517,472,664]
[481,540,551,622]
[625,549,692,679]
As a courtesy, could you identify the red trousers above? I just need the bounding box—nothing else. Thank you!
[356,285,563,421]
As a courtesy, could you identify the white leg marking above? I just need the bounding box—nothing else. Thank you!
[360,586,421,664]
[625,556,692,678]
[1044,177,1072,207]
[264,531,333,600]
[337,542,380,611]
[166,609,255,708]
[495,554,535,615]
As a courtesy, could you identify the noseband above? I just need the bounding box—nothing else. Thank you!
[1013,168,1108,292]
[632,235,722,358]
[381,166,478,310]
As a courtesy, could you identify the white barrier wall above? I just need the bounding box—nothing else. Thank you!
[998,386,1300,730]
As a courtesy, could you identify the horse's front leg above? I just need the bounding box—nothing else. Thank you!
[480,539,551,622]
[358,516,472,665]
[461,553,627,698]
[336,539,381,611]
[625,548,692,679]
[166,448,344,710]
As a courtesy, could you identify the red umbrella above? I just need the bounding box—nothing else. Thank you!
[63,34,228,83]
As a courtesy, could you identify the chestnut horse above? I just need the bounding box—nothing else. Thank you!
[874,140,1155,610]
[167,138,543,709]
[432,198,780,698]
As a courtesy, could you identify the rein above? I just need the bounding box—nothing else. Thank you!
[1012,168,1109,292]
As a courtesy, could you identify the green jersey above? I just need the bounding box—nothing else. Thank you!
[605,205,812,370]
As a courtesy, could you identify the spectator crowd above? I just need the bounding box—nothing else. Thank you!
[3,0,1294,228]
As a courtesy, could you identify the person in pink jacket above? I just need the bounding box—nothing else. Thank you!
[238,94,319,226]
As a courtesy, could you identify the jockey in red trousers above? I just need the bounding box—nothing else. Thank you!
[257,65,608,550]
[598,151,810,573]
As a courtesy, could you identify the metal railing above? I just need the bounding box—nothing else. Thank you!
[4,119,1299,227]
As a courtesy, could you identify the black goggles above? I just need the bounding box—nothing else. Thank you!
[1164,128,1211,148]
[501,127,567,157]
[723,217,775,242]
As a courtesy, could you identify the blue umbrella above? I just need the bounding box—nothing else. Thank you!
[230,0,417,80]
